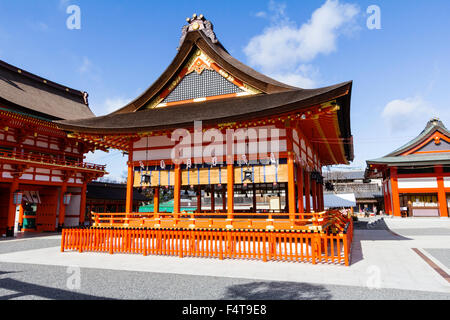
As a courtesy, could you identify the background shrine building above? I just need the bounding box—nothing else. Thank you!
[366,118,450,218]
[0,60,106,236]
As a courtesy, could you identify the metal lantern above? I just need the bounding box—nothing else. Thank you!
[141,173,151,184]
[13,191,23,205]
[63,193,72,206]
[243,169,253,183]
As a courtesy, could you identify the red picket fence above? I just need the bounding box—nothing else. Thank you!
[61,220,353,266]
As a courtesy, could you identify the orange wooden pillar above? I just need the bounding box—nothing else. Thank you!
[297,165,304,213]
[125,165,134,214]
[436,166,449,217]
[390,167,401,217]
[79,182,87,226]
[383,181,389,214]
[6,180,19,237]
[304,170,311,213]
[287,155,296,219]
[18,204,24,230]
[227,163,234,219]
[286,129,296,220]
[58,182,68,229]
[153,187,160,217]
[174,164,181,214]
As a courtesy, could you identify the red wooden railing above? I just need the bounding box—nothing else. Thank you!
[0,150,106,171]
[61,211,354,266]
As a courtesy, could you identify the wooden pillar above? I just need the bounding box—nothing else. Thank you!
[222,187,226,212]
[311,178,317,212]
[252,183,257,213]
[211,185,215,213]
[436,166,449,218]
[153,187,160,216]
[18,204,24,230]
[287,157,296,219]
[58,183,67,229]
[125,165,134,214]
[227,163,234,219]
[79,182,87,226]
[173,165,181,214]
[304,170,311,213]
[382,181,389,214]
[297,165,304,214]
[286,128,296,219]
[197,185,202,213]
[6,180,19,237]
[317,181,323,211]
[390,167,401,217]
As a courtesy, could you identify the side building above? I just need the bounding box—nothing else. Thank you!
[0,60,106,236]
[366,118,450,218]
[323,170,383,214]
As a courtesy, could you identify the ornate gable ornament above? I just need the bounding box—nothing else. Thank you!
[178,14,218,50]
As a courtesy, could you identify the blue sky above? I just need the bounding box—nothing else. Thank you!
[1,0,449,181]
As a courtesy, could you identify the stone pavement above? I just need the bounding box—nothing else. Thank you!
[0,219,449,299]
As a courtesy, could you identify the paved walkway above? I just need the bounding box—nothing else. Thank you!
[0,219,449,299]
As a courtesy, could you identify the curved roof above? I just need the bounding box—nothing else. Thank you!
[0,60,94,120]
[57,81,352,133]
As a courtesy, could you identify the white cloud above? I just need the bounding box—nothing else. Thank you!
[103,97,133,114]
[382,96,439,132]
[244,0,359,87]
[255,11,267,18]
[268,64,319,88]
[78,57,92,74]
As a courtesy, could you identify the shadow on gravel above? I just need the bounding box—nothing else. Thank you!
[223,281,332,300]
[0,278,114,300]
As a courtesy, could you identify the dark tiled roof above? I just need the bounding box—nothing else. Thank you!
[0,60,94,120]
[87,182,148,201]
[57,81,352,132]
[324,171,365,181]
[323,193,356,208]
[367,153,450,166]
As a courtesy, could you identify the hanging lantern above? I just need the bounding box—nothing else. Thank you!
[63,193,72,206]
[13,191,23,205]
[141,173,151,184]
[243,169,253,183]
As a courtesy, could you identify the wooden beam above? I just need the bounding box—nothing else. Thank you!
[390,167,401,217]
[297,165,304,213]
[227,163,234,219]
[436,166,449,218]
[174,164,181,214]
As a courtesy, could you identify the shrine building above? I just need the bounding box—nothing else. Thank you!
[0,60,106,237]
[366,118,450,218]
[56,15,354,230]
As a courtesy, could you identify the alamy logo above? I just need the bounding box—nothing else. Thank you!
[367,5,382,30]
[66,266,81,290]
[66,5,81,30]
